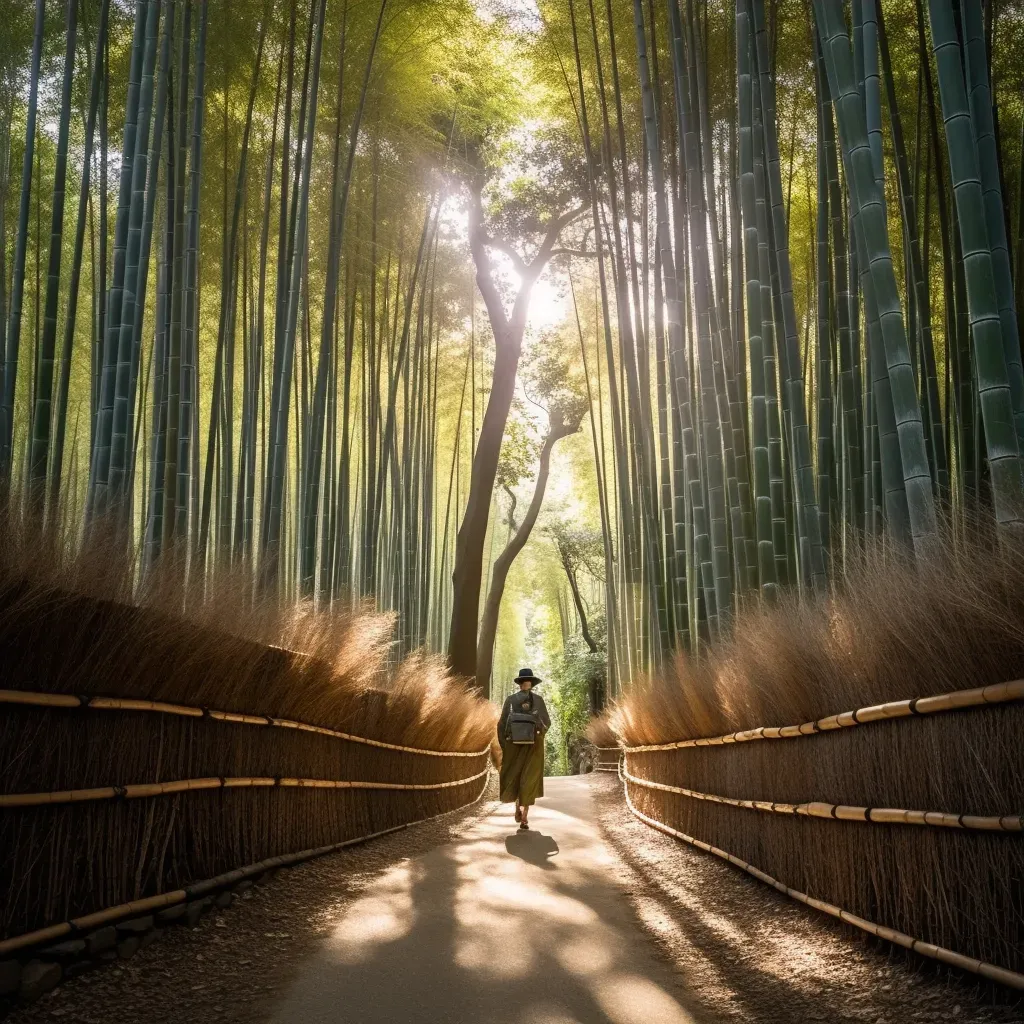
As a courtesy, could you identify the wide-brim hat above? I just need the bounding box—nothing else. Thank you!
[514,667,542,685]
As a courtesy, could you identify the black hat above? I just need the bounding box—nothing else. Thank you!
[514,667,542,685]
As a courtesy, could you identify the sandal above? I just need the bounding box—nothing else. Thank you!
[514,806,522,822]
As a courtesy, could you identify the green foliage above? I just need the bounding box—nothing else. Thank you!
[496,413,539,491]
[544,635,606,776]
[546,517,605,583]
[522,332,589,425]
[484,125,588,238]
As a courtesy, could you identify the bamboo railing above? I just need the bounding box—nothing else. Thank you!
[0,768,491,809]
[620,767,1022,832]
[0,769,492,958]
[623,782,1024,991]
[621,678,1024,753]
[617,677,1024,990]
[0,688,490,757]
[1,682,494,949]
[594,745,621,772]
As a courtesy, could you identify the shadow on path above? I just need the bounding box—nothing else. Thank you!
[268,776,710,1024]
[504,829,559,869]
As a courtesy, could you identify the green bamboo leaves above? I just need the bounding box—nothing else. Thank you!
[6,0,1024,695]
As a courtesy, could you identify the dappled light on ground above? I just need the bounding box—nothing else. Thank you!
[270,777,703,1024]
[325,862,414,965]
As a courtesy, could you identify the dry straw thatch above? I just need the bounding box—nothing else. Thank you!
[601,531,1024,984]
[0,520,495,942]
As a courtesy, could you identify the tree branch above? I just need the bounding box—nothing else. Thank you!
[527,203,588,275]
[503,483,518,534]
[481,233,529,277]
[561,551,599,654]
[468,186,509,336]
[549,247,597,259]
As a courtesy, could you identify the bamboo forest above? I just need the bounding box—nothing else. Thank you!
[1,0,1023,1020]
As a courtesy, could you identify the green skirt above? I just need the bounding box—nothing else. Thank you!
[499,735,545,806]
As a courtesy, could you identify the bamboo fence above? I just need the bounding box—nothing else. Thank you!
[619,678,1024,986]
[1,696,491,942]
[0,768,492,959]
[623,784,1024,991]
[0,581,496,943]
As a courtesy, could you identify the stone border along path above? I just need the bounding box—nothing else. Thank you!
[7,774,1021,1023]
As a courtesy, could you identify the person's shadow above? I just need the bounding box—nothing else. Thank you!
[504,830,559,869]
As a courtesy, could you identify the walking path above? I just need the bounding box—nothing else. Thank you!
[269,776,707,1023]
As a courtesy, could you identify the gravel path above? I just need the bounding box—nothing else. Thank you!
[590,773,1022,1024]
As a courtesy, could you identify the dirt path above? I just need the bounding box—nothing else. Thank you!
[268,775,706,1024]
[9,774,1021,1023]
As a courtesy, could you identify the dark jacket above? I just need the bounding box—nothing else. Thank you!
[497,689,550,743]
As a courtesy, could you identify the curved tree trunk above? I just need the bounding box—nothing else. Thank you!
[447,186,581,688]
[560,551,599,654]
[475,414,580,697]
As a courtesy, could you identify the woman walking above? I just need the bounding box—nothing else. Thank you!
[497,667,550,830]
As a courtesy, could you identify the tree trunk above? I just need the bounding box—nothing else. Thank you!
[475,415,580,696]
[447,187,581,688]
[561,551,599,654]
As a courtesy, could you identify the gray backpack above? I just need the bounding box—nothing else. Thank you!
[506,693,539,745]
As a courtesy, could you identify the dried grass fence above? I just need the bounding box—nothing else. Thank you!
[0,529,495,951]
[598,535,1024,990]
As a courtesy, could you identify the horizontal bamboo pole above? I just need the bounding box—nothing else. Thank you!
[0,688,489,758]
[622,786,1024,991]
[0,768,490,810]
[0,767,491,958]
[620,767,1023,832]
[624,678,1024,753]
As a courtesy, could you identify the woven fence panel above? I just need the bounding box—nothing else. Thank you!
[624,702,1024,977]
